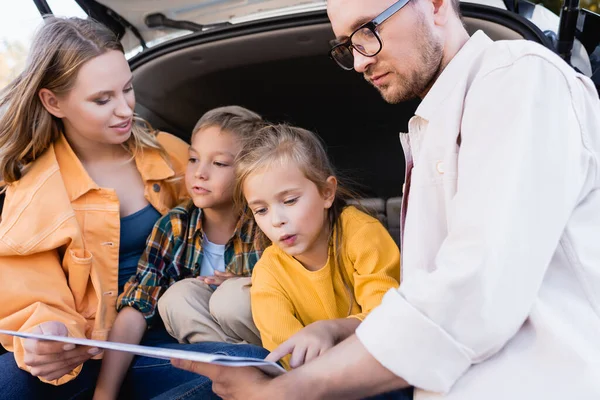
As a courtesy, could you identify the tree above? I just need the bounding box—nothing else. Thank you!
[580,0,599,12]
[536,0,599,14]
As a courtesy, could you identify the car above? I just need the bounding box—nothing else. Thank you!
[0,0,598,235]
[6,0,596,239]
[4,0,600,227]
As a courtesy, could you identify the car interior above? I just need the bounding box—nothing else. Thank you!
[127,5,557,246]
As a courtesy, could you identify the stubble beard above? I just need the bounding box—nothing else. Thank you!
[376,22,444,104]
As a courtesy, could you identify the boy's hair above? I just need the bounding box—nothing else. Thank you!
[0,16,170,185]
[192,106,263,140]
[234,124,359,314]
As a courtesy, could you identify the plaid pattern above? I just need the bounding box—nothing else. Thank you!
[118,199,265,325]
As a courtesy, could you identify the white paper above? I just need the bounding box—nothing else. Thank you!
[0,329,286,376]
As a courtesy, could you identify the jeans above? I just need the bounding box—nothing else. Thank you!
[366,387,414,400]
[0,325,270,400]
[154,381,414,400]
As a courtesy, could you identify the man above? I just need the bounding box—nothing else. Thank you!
[171,0,600,399]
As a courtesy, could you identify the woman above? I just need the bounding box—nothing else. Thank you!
[0,16,267,399]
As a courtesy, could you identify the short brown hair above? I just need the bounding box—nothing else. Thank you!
[410,0,462,19]
[450,0,461,18]
[192,105,263,141]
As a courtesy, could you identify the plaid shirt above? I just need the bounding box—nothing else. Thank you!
[118,199,265,325]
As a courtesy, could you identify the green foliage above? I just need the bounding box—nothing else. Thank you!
[535,0,599,14]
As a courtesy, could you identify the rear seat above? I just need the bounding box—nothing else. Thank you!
[348,198,386,228]
[0,194,404,247]
[386,197,402,248]
[348,197,402,248]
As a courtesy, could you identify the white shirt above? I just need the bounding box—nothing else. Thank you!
[356,31,600,399]
[200,236,226,277]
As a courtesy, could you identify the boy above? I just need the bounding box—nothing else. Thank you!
[93,106,266,400]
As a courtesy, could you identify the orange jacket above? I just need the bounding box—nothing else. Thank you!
[0,132,189,385]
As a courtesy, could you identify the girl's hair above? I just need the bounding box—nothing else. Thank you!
[0,16,170,185]
[191,105,263,141]
[234,124,358,313]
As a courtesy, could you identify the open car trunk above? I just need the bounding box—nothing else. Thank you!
[130,4,554,198]
[125,4,556,244]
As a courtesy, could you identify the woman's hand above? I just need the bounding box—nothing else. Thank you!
[265,320,339,369]
[198,270,236,287]
[22,321,102,381]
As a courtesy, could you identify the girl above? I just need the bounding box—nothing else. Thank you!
[0,17,266,399]
[235,124,401,370]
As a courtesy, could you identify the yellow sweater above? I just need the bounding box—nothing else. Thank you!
[251,206,400,369]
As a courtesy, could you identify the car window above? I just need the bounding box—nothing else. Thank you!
[47,0,87,18]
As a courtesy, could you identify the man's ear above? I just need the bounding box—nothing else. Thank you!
[38,88,65,118]
[432,0,452,26]
[323,176,338,209]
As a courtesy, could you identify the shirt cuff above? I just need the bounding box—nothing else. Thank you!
[347,313,366,322]
[355,289,473,393]
[118,299,155,326]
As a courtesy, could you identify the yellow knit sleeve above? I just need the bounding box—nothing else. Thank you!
[346,220,401,321]
[251,257,304,370]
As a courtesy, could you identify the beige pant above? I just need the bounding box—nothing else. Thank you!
[158,277,261,346]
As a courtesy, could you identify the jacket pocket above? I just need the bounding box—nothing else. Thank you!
[64,248,95,318]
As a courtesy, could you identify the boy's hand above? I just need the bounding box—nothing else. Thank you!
[198,270,237,286]
[265,320,338,369]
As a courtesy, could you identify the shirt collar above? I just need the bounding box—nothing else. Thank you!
[134,144,177,183]
[54,133,177,202]
[188,202,254,245]
[415,30,493,121]
[236,212,257,245]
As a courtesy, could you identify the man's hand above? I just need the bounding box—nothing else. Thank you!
[22,321,102,381]
[197,270,236,287]
[172,335,409,400]
[265,320,340,369]
[171,359,275,400]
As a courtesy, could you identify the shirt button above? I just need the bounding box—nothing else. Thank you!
[436,161,445,174]
[153,183,161,192]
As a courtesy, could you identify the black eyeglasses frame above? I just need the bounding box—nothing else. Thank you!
[329,0,412,70]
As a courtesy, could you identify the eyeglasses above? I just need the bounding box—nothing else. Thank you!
[329,0,411,70]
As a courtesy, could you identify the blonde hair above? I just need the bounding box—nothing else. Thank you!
[234,124,358,313]
[0,16,169,185]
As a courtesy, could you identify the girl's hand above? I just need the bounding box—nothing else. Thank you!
[22,321,102,381]
[197,270,236,287]
[265,320,338,368]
